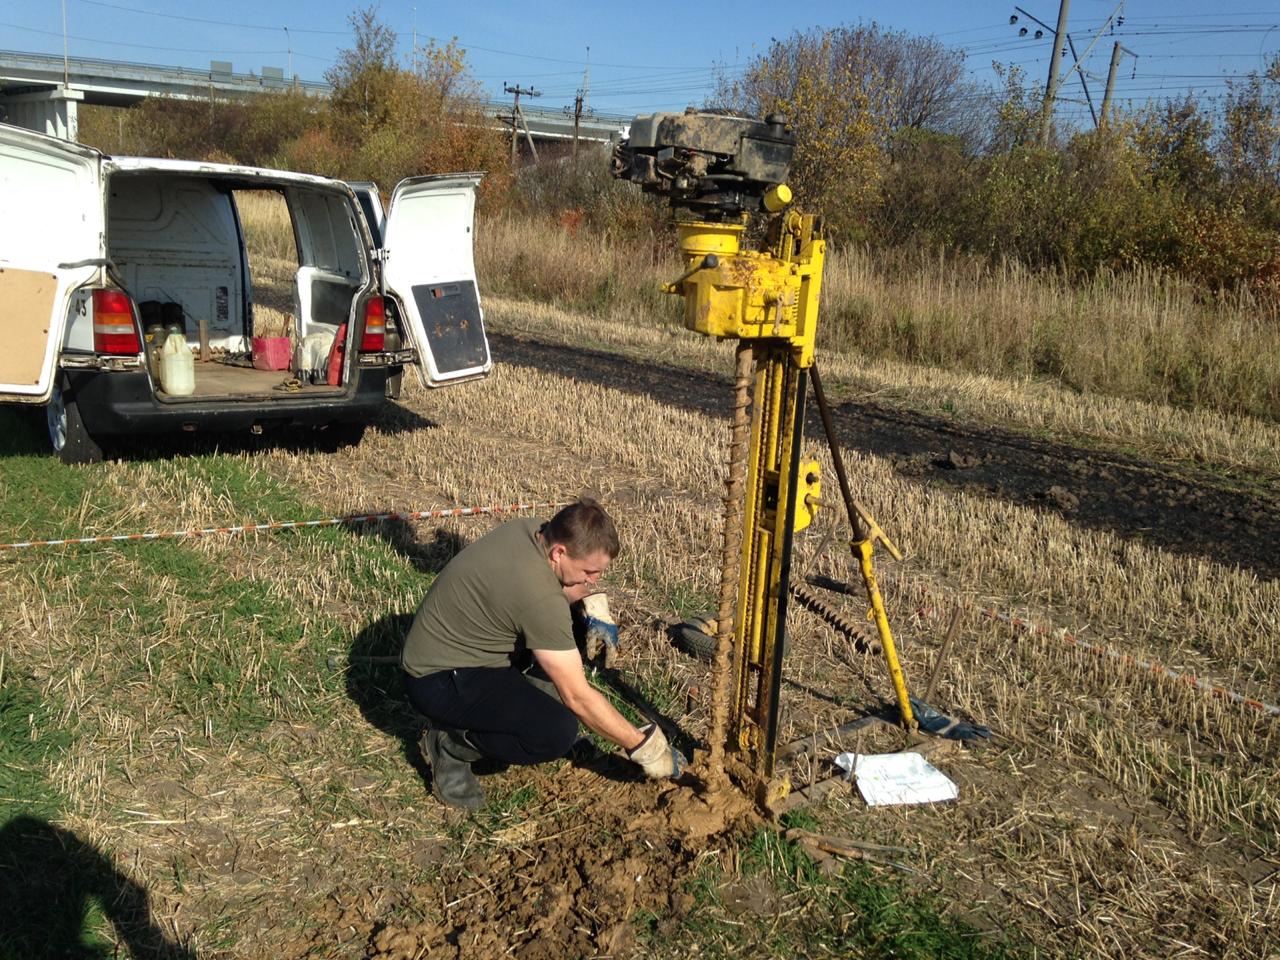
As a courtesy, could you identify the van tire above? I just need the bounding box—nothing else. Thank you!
[47,378,105,465]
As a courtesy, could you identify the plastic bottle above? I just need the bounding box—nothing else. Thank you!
[160,333,195,396]
[144,323,166,377]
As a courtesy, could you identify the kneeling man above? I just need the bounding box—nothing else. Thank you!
[401,498,684,809]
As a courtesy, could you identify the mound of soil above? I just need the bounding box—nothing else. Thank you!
[286,756,756,959]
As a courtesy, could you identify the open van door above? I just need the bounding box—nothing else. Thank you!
[347,181,385,249]
[381,174,491,387]
[0,124,105,403]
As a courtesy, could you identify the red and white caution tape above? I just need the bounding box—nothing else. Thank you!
[894,577,1280,718]
[0,500,570,553]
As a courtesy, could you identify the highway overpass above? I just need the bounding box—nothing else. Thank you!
[0,50,628,148]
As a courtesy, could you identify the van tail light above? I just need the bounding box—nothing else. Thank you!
[360,296,386,352]
[92,289,141,355]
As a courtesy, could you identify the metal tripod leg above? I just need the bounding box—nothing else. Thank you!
[809,362,916,731]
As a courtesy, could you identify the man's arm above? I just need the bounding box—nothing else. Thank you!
[533,647,644,751]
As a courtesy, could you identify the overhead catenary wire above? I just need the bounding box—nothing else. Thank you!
[0,500,570,553]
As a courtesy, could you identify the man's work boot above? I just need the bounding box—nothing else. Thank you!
[420,728,485,810]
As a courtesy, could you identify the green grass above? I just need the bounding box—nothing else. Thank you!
[0,674,72,821]
[641,814,1027,960]
[0,408,1039,956]
[0,412,434,953]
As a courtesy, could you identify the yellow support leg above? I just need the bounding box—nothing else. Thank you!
[856,538,916,731]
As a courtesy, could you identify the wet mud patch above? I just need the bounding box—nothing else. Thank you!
[285,761,758,960]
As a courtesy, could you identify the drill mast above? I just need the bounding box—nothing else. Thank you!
[613,110,824,801]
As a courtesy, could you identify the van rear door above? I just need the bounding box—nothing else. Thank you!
[381,174,491,387]
[0,124,105,402]
[347,181,385,248]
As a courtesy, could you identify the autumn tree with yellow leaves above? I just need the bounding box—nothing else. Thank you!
[715,27,894,238]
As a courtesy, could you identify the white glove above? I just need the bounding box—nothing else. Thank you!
[627,723,686,780]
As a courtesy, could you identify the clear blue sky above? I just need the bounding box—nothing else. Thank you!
[5,0,1277,123]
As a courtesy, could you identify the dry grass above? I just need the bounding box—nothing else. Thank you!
[4,346,1277,954]
[477,215,1280,421]
[485,295,1280,486]
[235,190,296,267]
[4,213,1280,955]
[824,247,1280,420]
[264,342,1279,956]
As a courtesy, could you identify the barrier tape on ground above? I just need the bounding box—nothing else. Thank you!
[0,500,571,553]
[881,574,1280,719]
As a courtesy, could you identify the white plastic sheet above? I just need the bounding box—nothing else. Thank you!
[833,751,959,807]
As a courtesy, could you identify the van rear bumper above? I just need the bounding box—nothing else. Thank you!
[66,369,388,436]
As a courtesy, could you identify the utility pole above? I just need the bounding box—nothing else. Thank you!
[1013,2,1126,138]
[573,48,589,160]
[1100,42,1122,127]
[1039,0,1070,145]
[61,0,69,86]
[504,83,540,166]
[572,93,583,159]
[1100,42,1136,127]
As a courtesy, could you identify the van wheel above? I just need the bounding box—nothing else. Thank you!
[316,422,366,452]
[47,379,104,465]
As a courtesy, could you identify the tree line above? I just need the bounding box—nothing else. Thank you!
[78,13,1280,294]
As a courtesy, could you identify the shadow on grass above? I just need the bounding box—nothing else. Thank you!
[0,406,48,457]
[350,520,469,576]
[345,611,432,791]
[0,817,195,959]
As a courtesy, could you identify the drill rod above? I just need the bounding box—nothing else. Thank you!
[706,344,755,790]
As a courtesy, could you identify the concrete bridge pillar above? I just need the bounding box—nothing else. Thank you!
[1,86,84,140]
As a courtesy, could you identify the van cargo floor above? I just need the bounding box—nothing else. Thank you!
[157,360,342,399]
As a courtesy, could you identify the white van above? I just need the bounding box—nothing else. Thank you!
[0,123,491,463]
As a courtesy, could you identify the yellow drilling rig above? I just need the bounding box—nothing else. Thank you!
[612,110,917,810]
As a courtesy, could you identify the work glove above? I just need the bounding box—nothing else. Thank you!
[581,592,619,659]
[627,722,686,780]
[909,696,993,741]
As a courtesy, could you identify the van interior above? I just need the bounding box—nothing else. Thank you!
[105,173,371,400]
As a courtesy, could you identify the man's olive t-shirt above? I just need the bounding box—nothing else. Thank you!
[401,518,575,677]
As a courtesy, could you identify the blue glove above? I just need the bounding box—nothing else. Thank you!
[585,616,620,651]
[910,696,992,741]
[581,593,619,657]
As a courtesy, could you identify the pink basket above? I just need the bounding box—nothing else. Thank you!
[251,336,292,371]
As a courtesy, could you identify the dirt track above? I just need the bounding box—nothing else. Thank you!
[492,332,1280,581]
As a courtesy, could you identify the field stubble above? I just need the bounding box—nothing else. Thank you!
[266,316,1278,956]
[2,214,1278,955]
[477,214,1280,422]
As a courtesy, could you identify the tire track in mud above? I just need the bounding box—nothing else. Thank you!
[491,332,1280,581]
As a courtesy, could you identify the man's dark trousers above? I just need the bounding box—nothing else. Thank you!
[406,666,579,765]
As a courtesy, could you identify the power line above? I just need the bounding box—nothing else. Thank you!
[0,20,324,58]
[72,0,347,35]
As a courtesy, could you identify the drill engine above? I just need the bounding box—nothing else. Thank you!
[611,110,795,219]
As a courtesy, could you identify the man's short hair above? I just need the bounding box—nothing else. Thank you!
[542,498,620,559]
